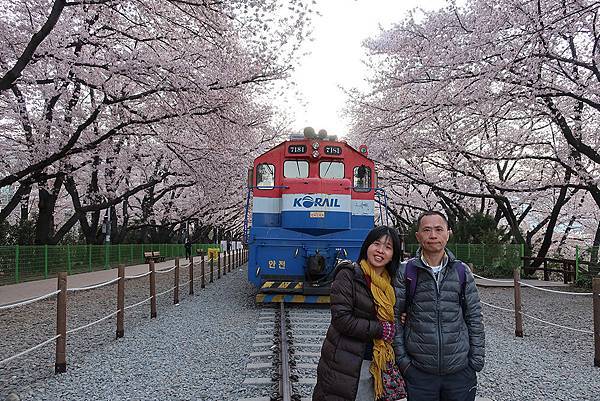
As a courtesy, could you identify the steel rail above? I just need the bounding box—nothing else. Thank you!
[279,302,293,401]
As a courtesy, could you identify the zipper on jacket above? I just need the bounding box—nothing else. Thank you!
[436,289,442,374]
[424,267,443,375]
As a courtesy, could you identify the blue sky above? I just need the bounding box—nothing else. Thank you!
[286,0,448,138]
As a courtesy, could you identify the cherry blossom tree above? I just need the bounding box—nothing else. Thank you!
[347,0,600,260]
[0,0,314,244]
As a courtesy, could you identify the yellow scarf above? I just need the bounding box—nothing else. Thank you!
[359,259,396,400]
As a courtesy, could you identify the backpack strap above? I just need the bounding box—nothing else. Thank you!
[455,261,467,313]
[404,259,418,312]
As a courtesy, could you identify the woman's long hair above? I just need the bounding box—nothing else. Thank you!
[357,225,402,276]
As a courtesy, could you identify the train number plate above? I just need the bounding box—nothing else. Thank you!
[310,211,325,218]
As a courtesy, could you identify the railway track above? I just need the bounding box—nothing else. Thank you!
[239,303,329,401]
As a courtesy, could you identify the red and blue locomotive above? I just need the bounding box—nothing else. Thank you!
[244,128,387,303]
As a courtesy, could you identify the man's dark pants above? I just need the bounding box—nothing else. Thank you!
[404,365,477,401]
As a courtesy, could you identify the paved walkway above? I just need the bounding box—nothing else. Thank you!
[475,277,569,288]
[0,256,227,306]
[1,259,571,306]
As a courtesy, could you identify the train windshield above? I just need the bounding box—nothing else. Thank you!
[284,160,309,178]
[256,163,275,188]
[353,165,371,191]
[319,161,344,179]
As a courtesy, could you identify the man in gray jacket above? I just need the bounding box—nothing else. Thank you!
[393,211,485,401]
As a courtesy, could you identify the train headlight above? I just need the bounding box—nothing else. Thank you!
[312,150,319,158]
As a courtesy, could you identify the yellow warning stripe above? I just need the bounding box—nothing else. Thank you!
[255,294,331,304]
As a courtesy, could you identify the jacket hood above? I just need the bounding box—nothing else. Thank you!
[333,259,367,285]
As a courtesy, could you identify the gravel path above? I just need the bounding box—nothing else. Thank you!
[1,269,599,401]
[1,265,259,401]
[476,287,599,401]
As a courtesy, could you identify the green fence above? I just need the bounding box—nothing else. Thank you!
[577,245,600,279]
[405,243,522,277]
[0,243,217,285]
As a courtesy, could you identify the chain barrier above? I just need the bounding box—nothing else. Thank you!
[67,277,121,292]
[155,266,176,274]
[125,271,151,280]
[0,290,61,311]
[472,274,513,284]
[517,281,592,296]
[67,310,121,335]
[156,286,177,297]
[474,273,593,295]
[123,296,153,311]
[0,335,61,366]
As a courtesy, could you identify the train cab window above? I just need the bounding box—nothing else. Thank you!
[283,160,309,178]
[319,161,344,179]
[353,165,371,191]
[256,163,275,189]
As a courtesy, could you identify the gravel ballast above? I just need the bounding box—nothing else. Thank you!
[1,269,599,400]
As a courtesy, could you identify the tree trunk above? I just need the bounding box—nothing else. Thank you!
[34,177,63,244]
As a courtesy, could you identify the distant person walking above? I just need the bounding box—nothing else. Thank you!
[184,239,192,260]
[313,225,403,401]
[393,211,485,401]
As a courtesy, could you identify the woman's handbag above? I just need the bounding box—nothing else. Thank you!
[379,363,407,401]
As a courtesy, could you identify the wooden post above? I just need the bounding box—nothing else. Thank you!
[217,252,221,279]
[201,251,206,289]
[189,256,194,295]
[116,265,124,338]
[593,278,600,367]
[513,267,524,337]
[149,261,157,318]
[55,272,67,373]
[210,255,214,283]
[174,257,180,305]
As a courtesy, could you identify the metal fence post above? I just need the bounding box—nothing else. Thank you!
[217,252,221,279]
[513,267,523,337]
[222,251,226,276]
[520,243,525,273]
[15,245,20,283]
[67,244,72,275]
[55,272,67,373]
[201,251,205,289]
[116,265,124,338]
[189,256,194,295]
[44,244,49,279]
[149,261,157,318]
[174,257,180,305]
